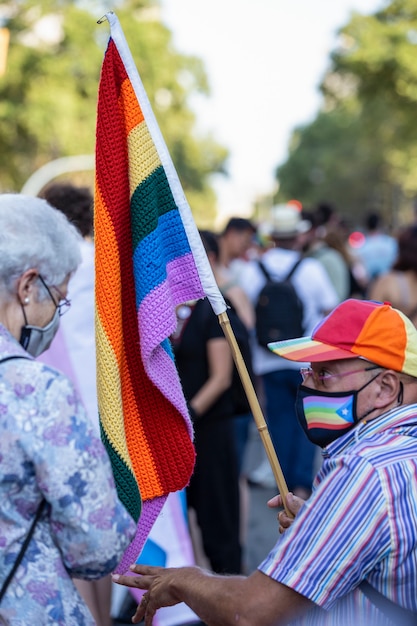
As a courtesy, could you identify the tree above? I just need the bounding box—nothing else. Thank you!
[0,0,228,224]
[275,105,391,224]
[327,0,417,210]
[274,0,417,226]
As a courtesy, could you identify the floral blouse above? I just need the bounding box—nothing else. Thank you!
[0,325,136,625]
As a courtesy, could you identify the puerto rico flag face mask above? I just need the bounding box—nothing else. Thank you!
[295,374,379,447]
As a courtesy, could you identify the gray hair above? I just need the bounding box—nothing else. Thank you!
[0,194,82,298]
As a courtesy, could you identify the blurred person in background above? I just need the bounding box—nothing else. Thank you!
[238,205,339,499]
[369,224,417,326]
[313,201,340,232]
[199,230,256,570]
[39,184,97,432]
[356,211,398,287]
[199,230,255,471]
[218,217,257,288]
[329,218,368,299]
[171,232,242,575]
[311,201,368,297]
[213,221,256,330]
[0,194,135,625]
[298,208,350,303]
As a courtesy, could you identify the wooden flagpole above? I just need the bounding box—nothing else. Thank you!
[218,311,293,518]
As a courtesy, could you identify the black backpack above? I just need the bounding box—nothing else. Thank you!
[255,258,304,349]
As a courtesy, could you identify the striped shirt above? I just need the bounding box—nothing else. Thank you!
[259,404,417,625]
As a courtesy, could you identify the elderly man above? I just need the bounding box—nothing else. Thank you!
[113,299,417,626]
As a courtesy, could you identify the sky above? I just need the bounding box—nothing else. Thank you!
[160,0,383,223]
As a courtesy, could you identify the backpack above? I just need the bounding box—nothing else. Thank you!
[255,258,304,349]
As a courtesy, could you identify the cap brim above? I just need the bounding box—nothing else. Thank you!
[268,336,358,362]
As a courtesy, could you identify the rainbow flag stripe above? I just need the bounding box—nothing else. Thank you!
[303,394,354,430]
[95,13,208,570]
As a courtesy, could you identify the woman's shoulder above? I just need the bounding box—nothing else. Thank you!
[0,356,78,410]
[2,353,65,379]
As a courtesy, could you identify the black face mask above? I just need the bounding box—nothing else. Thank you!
[295,375,380,448]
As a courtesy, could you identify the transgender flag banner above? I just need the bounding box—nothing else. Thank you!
[95,11,226,573]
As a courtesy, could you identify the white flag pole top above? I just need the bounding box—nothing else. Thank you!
[105,12,227,316]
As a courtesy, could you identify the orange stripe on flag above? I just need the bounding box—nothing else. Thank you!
[119,76,144,137]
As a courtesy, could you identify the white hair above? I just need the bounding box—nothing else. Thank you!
[0,194,82,297]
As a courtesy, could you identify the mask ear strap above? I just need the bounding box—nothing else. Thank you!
[398,381,404,405]
[20,303,28,325]
[358,372,381,393]
[357,372,384,423]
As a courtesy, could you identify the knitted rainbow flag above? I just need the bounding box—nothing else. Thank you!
[95,13,226,573]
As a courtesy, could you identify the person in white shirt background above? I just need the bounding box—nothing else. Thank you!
[237,204,339,499]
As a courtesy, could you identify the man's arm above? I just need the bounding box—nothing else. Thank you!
[113,566,313,626]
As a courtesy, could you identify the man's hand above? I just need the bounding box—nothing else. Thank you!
[112,565,198,625]
[113,564,312,626]
[267,492,305,534]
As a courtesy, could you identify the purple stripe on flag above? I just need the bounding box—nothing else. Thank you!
[117,497,165,573]
[139,253,205,359]
[140,342,193,437]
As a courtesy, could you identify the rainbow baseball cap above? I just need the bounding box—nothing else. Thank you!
[268,299,417,377]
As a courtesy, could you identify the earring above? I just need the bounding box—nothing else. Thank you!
[24,297,29,304]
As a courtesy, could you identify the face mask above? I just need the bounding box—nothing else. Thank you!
[19,307,60,357]
[295,375,379,447]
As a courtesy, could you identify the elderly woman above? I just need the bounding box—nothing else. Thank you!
[0,195,135,624]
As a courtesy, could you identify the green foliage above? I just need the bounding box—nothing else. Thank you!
[276,106,388,221]
[275,0,417,225]
[0,2,104,187]
[0,0,228,224]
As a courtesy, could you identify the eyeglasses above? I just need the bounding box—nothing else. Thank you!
[38,275,71,317]
[300,365,381,384]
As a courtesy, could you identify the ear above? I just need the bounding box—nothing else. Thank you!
[16,269,39,305]
[373,370,401,409]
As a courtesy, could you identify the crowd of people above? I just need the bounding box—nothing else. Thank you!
[2,187,417,626]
